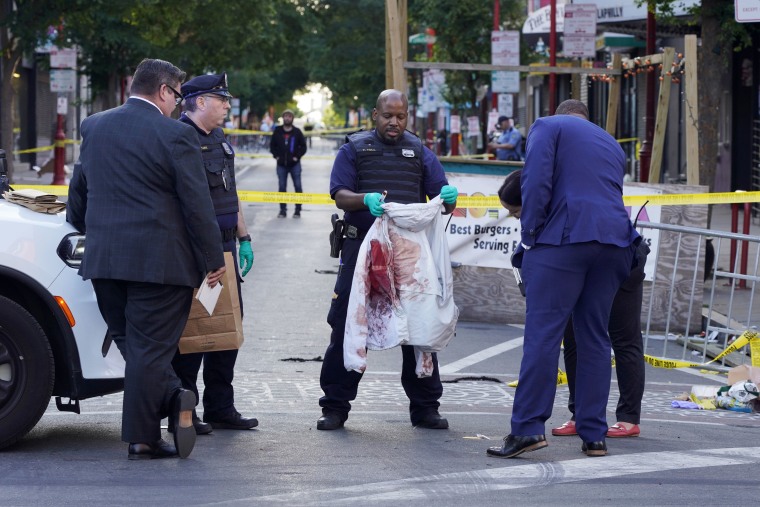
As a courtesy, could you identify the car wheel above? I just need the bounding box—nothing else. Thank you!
[0,295,54,450]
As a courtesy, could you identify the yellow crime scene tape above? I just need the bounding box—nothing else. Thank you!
[507,369,568,388]
[237,190,334,205]
[643,329,760,370]
[13,139,80,155]
[16,184,760,209]
[507,330,760,389]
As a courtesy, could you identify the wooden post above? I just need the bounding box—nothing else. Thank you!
[684,35,700,185]
[400,0,408,86]
[386,0,406,91]
[647,47,675,184]
[385,11,393,89]
[571,60,581,100]
[605,53,622,136]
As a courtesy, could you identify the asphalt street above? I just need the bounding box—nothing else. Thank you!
[2,148,760,506]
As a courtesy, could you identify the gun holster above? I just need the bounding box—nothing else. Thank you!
[329,213,346,258]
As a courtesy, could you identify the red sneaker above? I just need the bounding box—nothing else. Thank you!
[606,423,640,438]
[551,420,577,436]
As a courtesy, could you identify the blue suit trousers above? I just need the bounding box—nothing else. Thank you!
[510,241,634,442]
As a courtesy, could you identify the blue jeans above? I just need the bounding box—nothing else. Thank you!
[277,163,302,212]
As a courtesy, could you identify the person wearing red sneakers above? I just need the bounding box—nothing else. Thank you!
[552,239,648,439]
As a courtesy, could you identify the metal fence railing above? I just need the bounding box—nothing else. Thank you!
[638,221,760,371]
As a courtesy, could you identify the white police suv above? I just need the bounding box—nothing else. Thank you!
[0,197,125,450]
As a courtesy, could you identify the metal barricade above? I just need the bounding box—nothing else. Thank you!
[638,221,760,371]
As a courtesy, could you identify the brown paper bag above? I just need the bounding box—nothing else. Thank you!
[179,252,244,353]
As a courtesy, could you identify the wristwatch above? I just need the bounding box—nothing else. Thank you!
[238,234,251,243]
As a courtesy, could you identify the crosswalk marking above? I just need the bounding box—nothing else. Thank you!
[440,337,524,374]
[226,447,760,505]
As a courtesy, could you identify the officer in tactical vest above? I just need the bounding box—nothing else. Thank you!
[170,73,258,433]
[317,89,459,431]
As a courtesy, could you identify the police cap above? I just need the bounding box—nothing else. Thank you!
[497,115,509,124]
[181,73,233,100]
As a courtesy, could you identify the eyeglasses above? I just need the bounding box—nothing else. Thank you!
[203,94,231,105]
[164,84,184,106]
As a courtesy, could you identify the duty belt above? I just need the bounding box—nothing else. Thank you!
[220,227,237,242]
[345,225,367,240]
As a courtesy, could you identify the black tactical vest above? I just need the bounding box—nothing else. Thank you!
[347,130,424,205]
[198,127,238,216]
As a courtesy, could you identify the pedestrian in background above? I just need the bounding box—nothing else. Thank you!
[316,89,458,431]
[497,169,649,442]
[170,72,258,434]
[487,99,639,459]
[67,58,226,460]
[270,109,307,218]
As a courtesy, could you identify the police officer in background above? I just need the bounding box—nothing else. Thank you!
[170,73,258,433]
[317,89,459,431]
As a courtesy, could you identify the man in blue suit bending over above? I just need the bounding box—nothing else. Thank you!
[487,100,640,459]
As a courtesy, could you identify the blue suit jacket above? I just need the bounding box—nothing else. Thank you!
[67,98,224,288]
[519,115,638,248]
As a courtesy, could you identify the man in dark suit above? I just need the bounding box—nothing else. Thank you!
[67,58,226,460]
[487,100,639,459]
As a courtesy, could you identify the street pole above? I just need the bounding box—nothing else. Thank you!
[549,0,557,115]
[638,2,656,183]
[492,0,500,112]
[52,23,67,185]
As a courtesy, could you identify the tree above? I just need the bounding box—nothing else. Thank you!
[0,0,91,179]
[304,0,386,113]
[648,0,760,193]
[410,0,524,111]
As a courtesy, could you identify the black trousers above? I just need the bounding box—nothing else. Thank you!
[564,242,649,425]
[318,236,443,424]
[92,279,193,443]
[172,238,243,418]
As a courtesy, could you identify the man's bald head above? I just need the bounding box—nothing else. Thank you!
[376,89,408,110]
[372,89,409,144]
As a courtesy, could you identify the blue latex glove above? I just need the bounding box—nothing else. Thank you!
[239,240,253,277]
[439,185,458,204]
[363,192,385,217]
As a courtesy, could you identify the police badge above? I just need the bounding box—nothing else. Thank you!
[401,149,415,158]
[221,142,233,155]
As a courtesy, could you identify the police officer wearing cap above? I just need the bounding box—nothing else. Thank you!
[316,89,459,431]
[489,116,522,162]
[170,73,258,433]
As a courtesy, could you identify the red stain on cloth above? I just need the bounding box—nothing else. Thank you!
[344,197,459,377]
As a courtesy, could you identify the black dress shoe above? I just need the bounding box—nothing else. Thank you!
[128,439,177,460]
[168,413,213,435]
[316,412,346,430]
[172,389,197,459]
[487,434,548,459]
[582,440,607,457]
[192,417,213,435]
[204,411,259,430]
[414,412,449,429]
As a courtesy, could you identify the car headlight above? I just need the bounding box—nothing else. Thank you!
[57,233,85,268]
